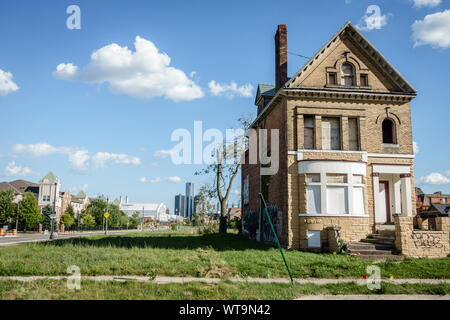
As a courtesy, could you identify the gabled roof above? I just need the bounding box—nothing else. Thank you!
[39,171,56,183]
[254,84,276,105]
[8,179,38,194]
[0,182,20,194]
[429,203,450,215]
[285,21,417,94]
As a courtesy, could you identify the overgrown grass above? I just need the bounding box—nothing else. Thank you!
[0,230,448,279]
[0,279,448,300]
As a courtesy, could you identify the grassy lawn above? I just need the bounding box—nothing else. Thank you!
[0,279,448,300]
[0,230,448,279]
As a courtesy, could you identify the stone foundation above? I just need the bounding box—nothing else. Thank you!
[298,216,370,251]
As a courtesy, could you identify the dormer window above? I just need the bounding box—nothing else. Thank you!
[341,63,355,86]
[382,118,396,144]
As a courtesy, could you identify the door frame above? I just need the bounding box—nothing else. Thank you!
[379,180,391,223]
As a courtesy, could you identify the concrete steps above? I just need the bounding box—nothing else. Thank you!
[348,229,403,262]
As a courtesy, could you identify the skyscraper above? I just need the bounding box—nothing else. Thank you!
[174,194,185,217]
[185,182,194,220]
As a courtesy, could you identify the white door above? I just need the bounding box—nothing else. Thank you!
[376,182,387,223]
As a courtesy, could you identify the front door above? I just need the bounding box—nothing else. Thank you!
[378,181,391,223]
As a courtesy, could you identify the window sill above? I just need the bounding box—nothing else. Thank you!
[299,213,369,217]
[382,143,400,148]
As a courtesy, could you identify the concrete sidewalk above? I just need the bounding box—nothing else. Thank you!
[0,275,449,285]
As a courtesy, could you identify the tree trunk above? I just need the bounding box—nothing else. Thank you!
[219,200,227,233]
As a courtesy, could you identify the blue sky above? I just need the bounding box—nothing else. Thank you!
[0,0,449,212]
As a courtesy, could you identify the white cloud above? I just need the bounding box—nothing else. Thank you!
[412,0,441,8]
[418,172,450,185]
[231,189,241,196]
[412,10,450,48]
[357,5,389,31]
[12,142,141,172]
[4,161,35,177]
[150,177,162,183]
[53,36,204,102]
[345,0,351,4]
[153,149,173,159]
[139,177,147,183]
[166,176,182,183]
[69,150,90,172]
[413,141,419,154]
[53,63,79,80]
[208,80,254,99]
[92,152,141,168]
[0,69,19,96]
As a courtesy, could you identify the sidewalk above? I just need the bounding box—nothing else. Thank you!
[0,275,449,285]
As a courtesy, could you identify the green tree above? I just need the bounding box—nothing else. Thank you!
[41,205,52,230]
[19,192,42,230]
[85,198,107,226]
[81,212,96,227]
[128,212,141,228]
[0,188,15,225]
[65,204,75,217]
[60,212,75,228]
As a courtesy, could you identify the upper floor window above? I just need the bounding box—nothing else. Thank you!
[304,115,315,149]
[382,118,396,144]
[348,118,359,151]
[360,74,368,87]
[322,117,341,150]
[341,63,355,86]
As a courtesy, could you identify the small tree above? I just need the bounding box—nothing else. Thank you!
[41,205,52,230]
[0,188,15,225]
[19,192,42,230]
[60,212,75,228]
[85,198,107,226]
[81,212,95,227]
[195,115,252,233]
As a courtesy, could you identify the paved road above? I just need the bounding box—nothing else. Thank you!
[0,229,143,246]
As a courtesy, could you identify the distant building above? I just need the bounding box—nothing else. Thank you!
[416,187,449,212]
[119,197,171,222]
[185,182,194,220]
[174,193,185,216]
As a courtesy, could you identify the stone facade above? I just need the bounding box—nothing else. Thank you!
[242,22,421,254]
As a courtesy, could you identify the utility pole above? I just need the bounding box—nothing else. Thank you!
[50,180,58,240]
[141,206,144,231]
[15,196,20,231]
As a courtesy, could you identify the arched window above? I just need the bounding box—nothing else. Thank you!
[341,63,355,86]
[382,118,396,144]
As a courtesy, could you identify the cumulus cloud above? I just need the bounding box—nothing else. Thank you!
[166,176,182,183]
[412,10,450,48]
[139,177,147,183]
[0,69,19,96]
[4,161,35,177]
[153,149,174,159]
[412,0,441,8]
[357,5,390,31]
[413,141,419,154]
[12,142,141,172]
[150,177,162,183]
[53,36,204,102]
[208,80,254,99]
[91,152,141,168]
[418,171,450,185]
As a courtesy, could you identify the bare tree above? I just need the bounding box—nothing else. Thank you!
[195,115,253,233]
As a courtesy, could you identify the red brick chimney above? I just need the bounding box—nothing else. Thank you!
[275,24,287,91]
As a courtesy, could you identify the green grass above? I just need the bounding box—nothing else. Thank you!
[0,230,448,279]
[0,280,448,300]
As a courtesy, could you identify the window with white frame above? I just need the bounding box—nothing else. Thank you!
[305,172,365,215]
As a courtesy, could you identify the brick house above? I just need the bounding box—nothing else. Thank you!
[415,187,449,212]
[241,22,418,251]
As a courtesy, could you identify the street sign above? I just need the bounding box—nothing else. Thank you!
[104,212,110,219]
[50,214,57,219]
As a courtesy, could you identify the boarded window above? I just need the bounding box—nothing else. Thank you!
[328,73,337,85]
[341,63,355,86]
[326,186,348,214]
[322,117,341,150]
[304,115,315,149]
[307,230,321,248]
[353,187,365,214]
[360,74,368,86]
[307,186,321,214]
[348,118,359,151]
[326,174,347,184]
